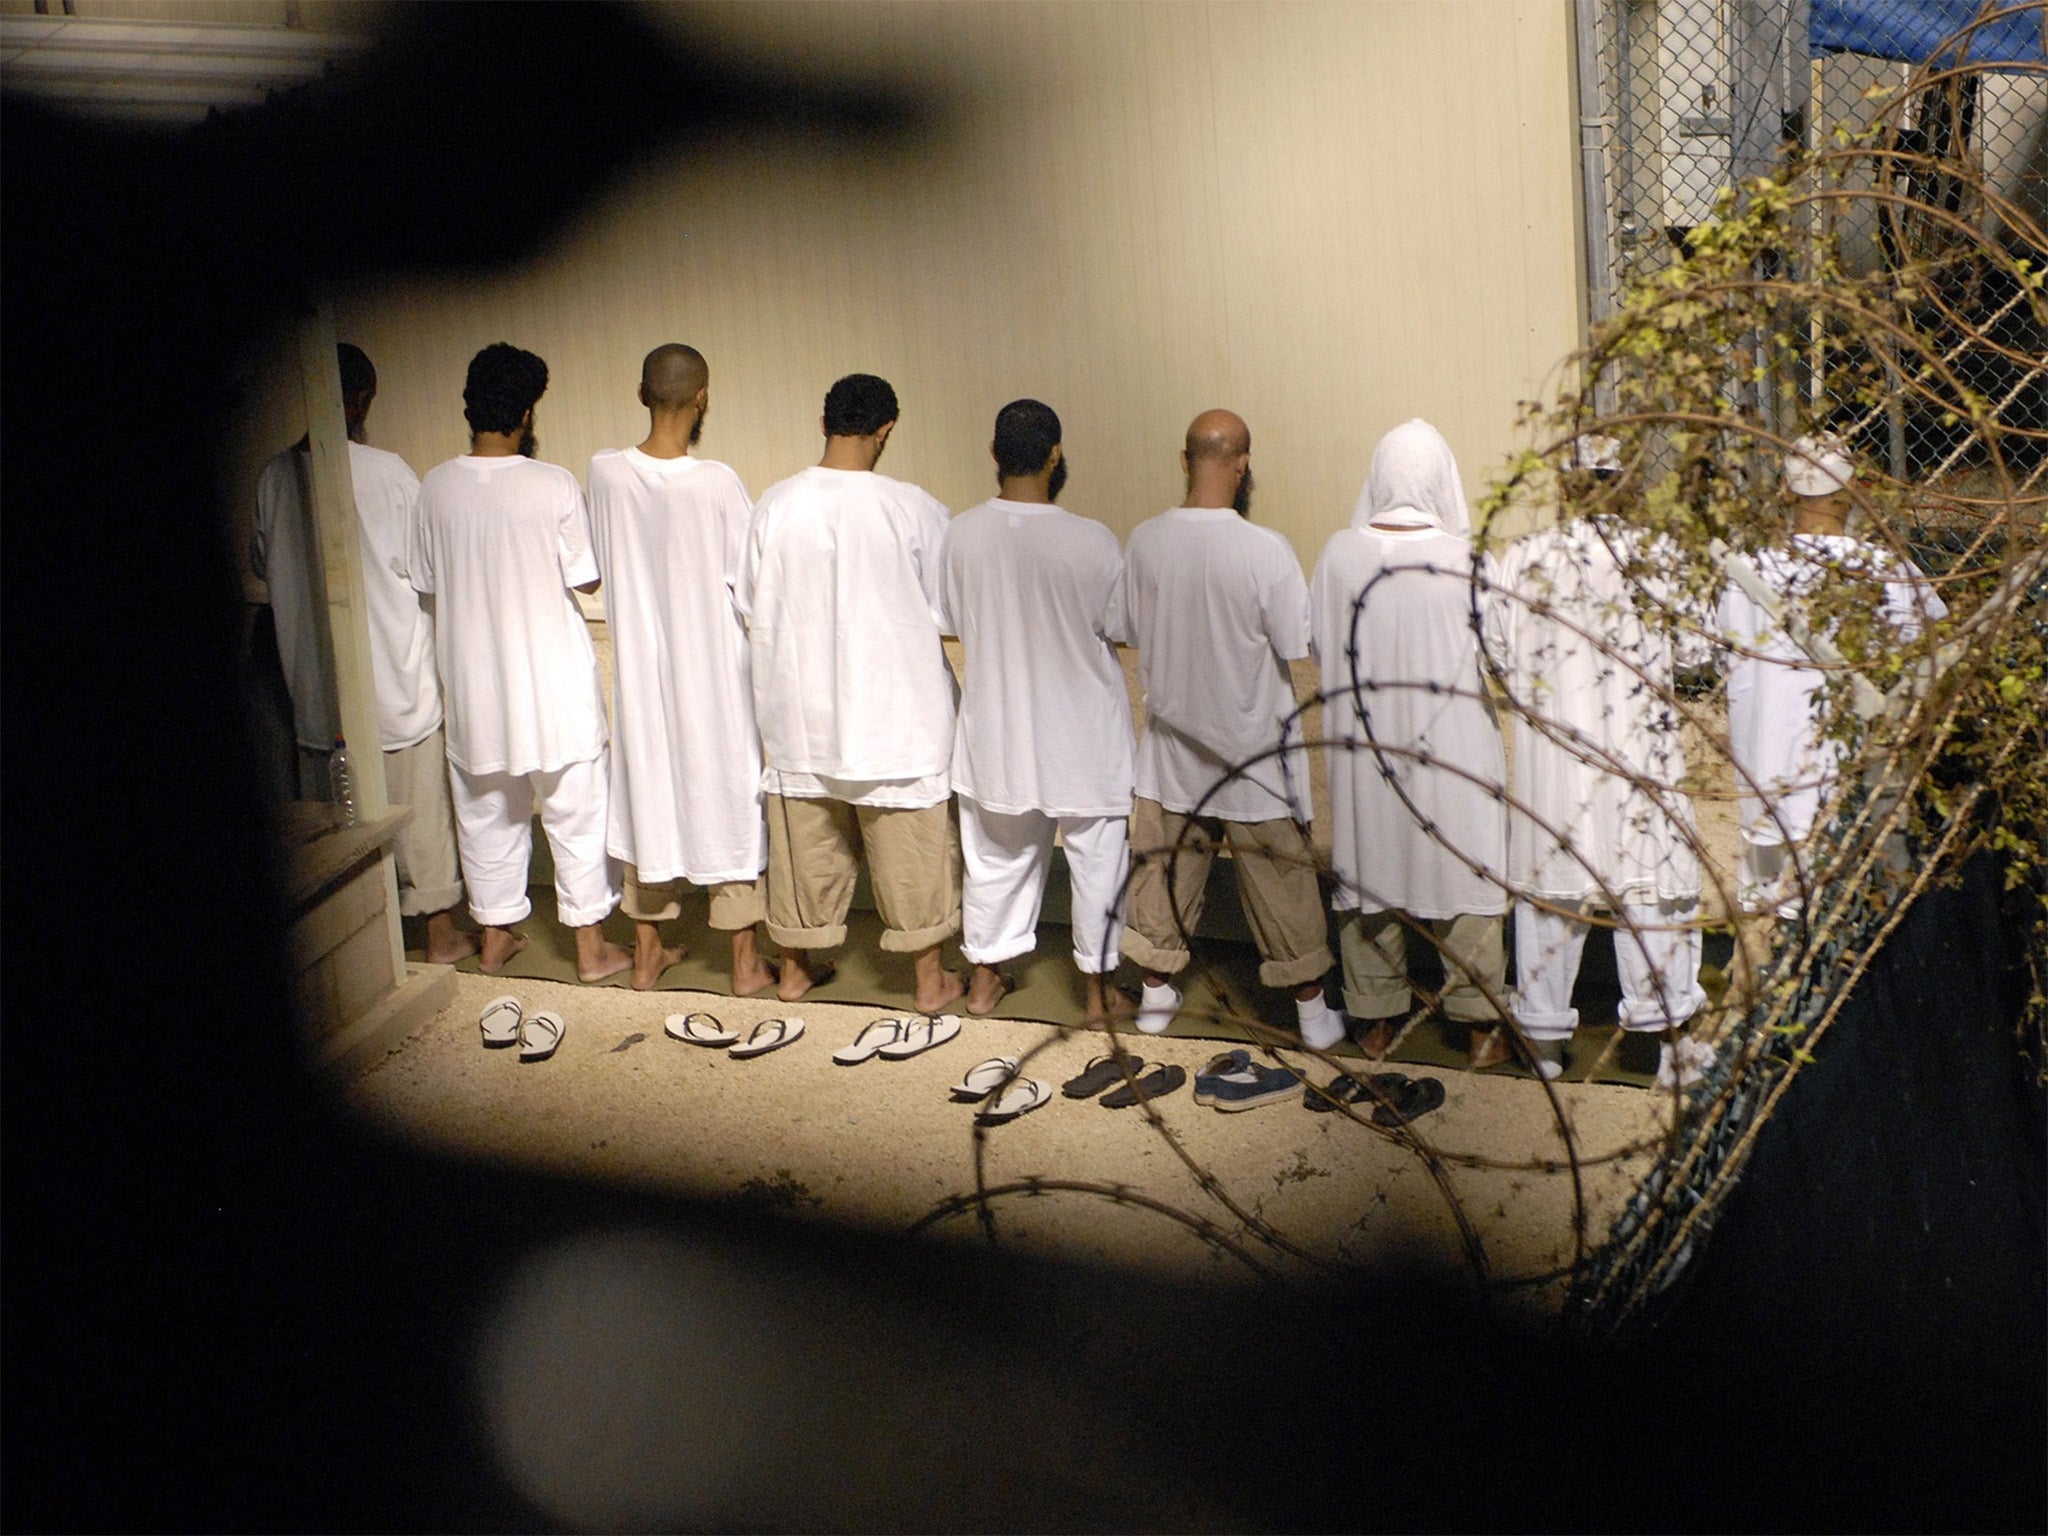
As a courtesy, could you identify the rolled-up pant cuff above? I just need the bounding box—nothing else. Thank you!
[556,896,618,928]
[1513,1006,1579,1040]
[1072,943,1120,975]
[879,912,960,953]
[1342,985,1409,1021]
[962,935,1035,967]
[1120,927,1190,976]
[1259,948,1333,989]
[399,881,466,918]
[765,920,846,950]
[470,897,533,928]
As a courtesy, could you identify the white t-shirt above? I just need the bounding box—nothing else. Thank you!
[1716,530,1946,848]
[586,448,766,885]
[1124,506,1312,824]
[252,442,442,752]
[1486,517,1706,904]
[1311,523,1507,918]
[735,465,955,806]
[938,498,1133,818]
[410,454,606,778]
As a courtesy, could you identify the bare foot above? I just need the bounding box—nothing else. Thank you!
[575,926,633,984]
[730,929,776,997]
[631,922,685,991]
[1466,1026,1512,1072]
[777,952,836,1003]
[478,927,527,974]
[915,968,967,1016]
[965,964,1013,1016]
[423,911,478,965]
[1356,1018,1397,1059]
[1082,975,1127,1027]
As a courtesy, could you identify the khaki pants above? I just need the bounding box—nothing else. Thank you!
[1340,909,1505,1024]
[622,867,767,931]
[1121,798,1332,989]
[764,794,960,953]
[301,731,465,918]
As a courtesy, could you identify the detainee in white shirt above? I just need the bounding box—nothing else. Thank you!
[735,373,964,1014]
[1122,410,1341,1048]
[251,342,473,964]
[939,399,1134,1024]
[1485,435,1714,1090]
[410,343,629,982]
[1716,434,1947,918]
[1309,420,1511,1067]
[587,344,775,996]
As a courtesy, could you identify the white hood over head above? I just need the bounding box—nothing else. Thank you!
[1351,418,1471,536]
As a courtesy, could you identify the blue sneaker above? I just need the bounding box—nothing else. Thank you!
[1193,1049,1302,1112]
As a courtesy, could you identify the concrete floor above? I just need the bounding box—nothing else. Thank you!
[343,969,1680,1304]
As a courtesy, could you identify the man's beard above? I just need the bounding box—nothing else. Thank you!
[689,414,704,448]
[1048,454,1068,502]
[518,425,538,458]
[1233,467,1254,517]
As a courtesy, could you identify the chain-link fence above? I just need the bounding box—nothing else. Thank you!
[1579,0,2048,481]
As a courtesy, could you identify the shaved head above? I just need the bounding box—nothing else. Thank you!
[640,344,708,410]
[1185,408,1250,461]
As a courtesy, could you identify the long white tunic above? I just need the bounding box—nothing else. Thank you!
[939,498,1134,818]
[1312,525,1507,917]
[410,454,606,778]
[735,466,954,805]
[1717,531,1946,846]
[253,442,441,752]
[1485,517,1706,904]
[586,448,766,885]
[1124,507,1312,824]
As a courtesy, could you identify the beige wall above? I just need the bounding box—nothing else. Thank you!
[233,0,1582,573]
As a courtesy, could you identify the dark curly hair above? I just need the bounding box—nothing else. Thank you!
[822,373,898,437]
[337,343,377,400]
[463,342,549,435]
[992,398,1062,478]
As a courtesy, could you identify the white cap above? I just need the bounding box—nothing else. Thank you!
[1785,434,1855,496]
[1573,433,1622,472]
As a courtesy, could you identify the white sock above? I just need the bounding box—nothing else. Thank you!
[1136,981,1181,1035]
[1296,996,1344,1050]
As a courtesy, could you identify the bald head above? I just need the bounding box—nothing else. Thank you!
[640,344,708,410]
[1181,408,1253,512]
[1185,408,1250,462]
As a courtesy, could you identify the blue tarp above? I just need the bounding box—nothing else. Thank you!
[1812,0,2047,66]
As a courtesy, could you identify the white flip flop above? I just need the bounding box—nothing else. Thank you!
[730,1016,805,1059]
[951,1056,1020,1099]
[519,1009,565,1063]
[665,1011,739,1047]
[832,1016,909,1065]
[976,1077,1051,1123]
[878,1013,961,1060]
[479,994,523,1049]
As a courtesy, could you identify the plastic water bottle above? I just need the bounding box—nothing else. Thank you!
[327,735,358,826]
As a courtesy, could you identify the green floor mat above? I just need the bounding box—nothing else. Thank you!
[410,889,1719,1089]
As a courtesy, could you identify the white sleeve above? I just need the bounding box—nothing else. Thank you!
[1480,547,1515,673]
[408,488,435,595]
[733,503,766,620]
[557,477,600,589]
[1262,538,1312,662]
[915,491,951,629]
[1098,544,1131,646]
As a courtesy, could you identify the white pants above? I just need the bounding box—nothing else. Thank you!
[1512,897,1706,1039]
[959,799,1127,974]
[1738,837,1804,919]
[450,754,619,929]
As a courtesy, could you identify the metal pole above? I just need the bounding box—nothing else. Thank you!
[1575,0,1618,413]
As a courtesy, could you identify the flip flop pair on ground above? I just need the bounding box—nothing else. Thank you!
[666,1011,806,1059]
[477,994,567,1062]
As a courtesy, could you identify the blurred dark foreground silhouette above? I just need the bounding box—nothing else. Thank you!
[3,5,2041,1528]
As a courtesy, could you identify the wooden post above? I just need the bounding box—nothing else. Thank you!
[297,300,409,986]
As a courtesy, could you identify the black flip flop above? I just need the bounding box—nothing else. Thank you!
[1100,1063,1186,1109]
[1304,1070,1409,1113]
[1062,1053,1144,1099]
[1372,1075,1446,1128]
